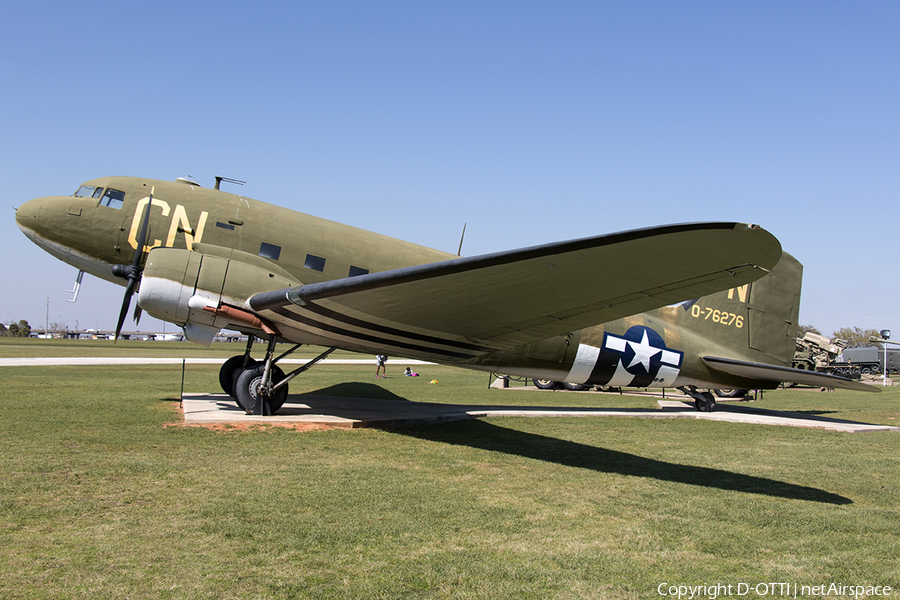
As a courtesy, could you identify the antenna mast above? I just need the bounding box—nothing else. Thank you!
[214,176,246,191]
[457,223,467,256]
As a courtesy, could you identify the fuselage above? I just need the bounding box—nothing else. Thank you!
[15,176,455,288]
[17,176,802,393]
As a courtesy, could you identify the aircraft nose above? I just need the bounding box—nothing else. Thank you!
[15,196,43,237]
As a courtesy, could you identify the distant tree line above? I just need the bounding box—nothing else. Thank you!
[798,324,883,348]
[1,320,32,337]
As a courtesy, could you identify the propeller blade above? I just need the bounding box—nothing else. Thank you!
[114,187,154,342]
[132,187,154,267]
[115,276,138,341]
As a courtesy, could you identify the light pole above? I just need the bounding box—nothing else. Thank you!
[869,330,893,385]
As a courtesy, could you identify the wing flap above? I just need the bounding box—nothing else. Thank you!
[251,222,782,361]
[702,356,880,392]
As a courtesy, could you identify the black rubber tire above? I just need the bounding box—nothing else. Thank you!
[231,360,260,399]
[219,355,247,395]
[234,364,288,414]
[561,382,586,391]
[533,378,558,390]
[695,392,716,412]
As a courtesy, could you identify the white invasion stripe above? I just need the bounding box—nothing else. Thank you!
[606,360,635,387]
[654,364,681,387]
[566,344,601,384]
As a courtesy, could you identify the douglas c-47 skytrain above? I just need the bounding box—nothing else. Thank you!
[15,176,877,414]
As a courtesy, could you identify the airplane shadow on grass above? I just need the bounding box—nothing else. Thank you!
[398,420,851,505]
[291,383,852,506]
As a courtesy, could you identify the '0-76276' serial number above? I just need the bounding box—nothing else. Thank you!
[690,305,744,328]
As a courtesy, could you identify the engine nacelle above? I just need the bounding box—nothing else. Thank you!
[138,247,300,345]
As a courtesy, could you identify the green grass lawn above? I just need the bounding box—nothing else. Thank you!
[1,342,898,598]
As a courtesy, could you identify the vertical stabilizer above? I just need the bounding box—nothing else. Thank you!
[747,253,802,363]
[672,252,802,366]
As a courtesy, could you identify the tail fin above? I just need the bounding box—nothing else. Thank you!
[745,252,802,364]
[674,252,802,366]
[671,252,879,392]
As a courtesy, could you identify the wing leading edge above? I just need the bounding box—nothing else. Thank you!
[250,222,783,361]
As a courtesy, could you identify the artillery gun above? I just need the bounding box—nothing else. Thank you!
[793,332,849,374]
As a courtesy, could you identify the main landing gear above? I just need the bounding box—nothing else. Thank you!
[218,335,337,415]
[677,386,717,412]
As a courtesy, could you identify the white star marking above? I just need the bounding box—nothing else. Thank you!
[626,330,662,372]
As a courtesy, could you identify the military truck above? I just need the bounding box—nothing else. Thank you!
[833,346,900,375]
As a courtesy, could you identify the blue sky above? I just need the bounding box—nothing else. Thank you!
[2,1,898,338]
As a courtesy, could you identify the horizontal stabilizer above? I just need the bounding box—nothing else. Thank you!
[702,357,881,392]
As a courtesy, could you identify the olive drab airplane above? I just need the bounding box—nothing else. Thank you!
[15,175,877,415]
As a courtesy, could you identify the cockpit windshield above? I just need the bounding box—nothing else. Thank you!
[100,189,125,209]
[75,185,105,199]
[73,185,125,209]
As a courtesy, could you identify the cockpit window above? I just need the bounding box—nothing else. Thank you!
[75,185,105,199]
[100,188,125,209]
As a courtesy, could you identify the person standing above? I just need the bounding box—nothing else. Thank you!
[376,354,387,378]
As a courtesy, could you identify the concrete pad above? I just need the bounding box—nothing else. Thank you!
[657,401,900,432]
[181,393,900,432]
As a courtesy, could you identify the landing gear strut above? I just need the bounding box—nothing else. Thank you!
[677,386,717,412]
[223,337,338,415]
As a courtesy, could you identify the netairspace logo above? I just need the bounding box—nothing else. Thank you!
[656,582,893,599]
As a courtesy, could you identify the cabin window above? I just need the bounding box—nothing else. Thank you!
[259,242,281,261]
[100,188,125,209]
[304,254,326,272]
[349,266,369,277]
[215,221,235,231]
[75,185,105,199]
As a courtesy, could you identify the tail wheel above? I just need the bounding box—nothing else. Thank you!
[533,378,558,390]
[234,364,288,414]
[694,392,716,412]
[561,382,586,391]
